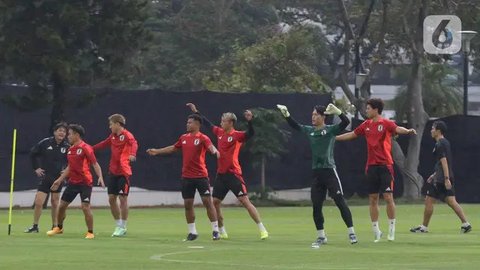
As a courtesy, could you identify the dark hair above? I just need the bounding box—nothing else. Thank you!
[314,105,326,115]
[432,120,447,135]
[109,114,126,127]
[68,124,85,138]
[366,98,384,114]
[188,114,203,124]
[53,122,68,132]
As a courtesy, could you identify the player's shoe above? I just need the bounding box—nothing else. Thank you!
[388,228,395,241]
[410,225,428,233]
[212,231,220,241]
[373,231,382,243]
[183,233,198,241]
[112,227,127,237]
[461,224,472,233]
[349,233,358,244]
[219,232,229,239]
[260,230,269,240]
[85,232,95,239]
[24,226,39,233]
[311,237,327,248]
[46,227,63,236]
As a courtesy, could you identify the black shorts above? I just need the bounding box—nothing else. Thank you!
[38,176,63,194]
[424,182,455,201]
[366,165,394,194]
[311,168,344,204]
[181,178,211,199]
[108,175,130,196]
[213,173,248,200]
[61,184,92,204]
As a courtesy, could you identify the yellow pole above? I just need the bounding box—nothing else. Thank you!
[8,129,17,235]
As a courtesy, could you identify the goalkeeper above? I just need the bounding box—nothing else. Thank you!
[277,103,357,248]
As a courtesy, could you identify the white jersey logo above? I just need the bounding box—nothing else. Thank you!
[119,135,125,141]
[378,125,384,132]
[204,190,210,195]
[61,147,66,153]
[76,149,83,155]
[194,139,200,146]
[227,136,233,142]
[321,130,327,136]
[182,140,187,144]
[238,191,244,196]
[385,187,391,192]
[47,146,53,150]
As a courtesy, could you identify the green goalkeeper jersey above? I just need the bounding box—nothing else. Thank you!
[300,124,342,169]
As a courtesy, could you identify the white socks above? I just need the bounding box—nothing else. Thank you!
[389,219,396,232]
[188,223,198,235]
[317,229,326,238]
[257,222,267,233]
[211,221,219,232]
[115,219,127,229]
[372,221,381,233]
[348,227,355,235]
[219,226,227,234]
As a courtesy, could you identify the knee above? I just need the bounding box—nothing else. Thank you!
[108,196,117,204]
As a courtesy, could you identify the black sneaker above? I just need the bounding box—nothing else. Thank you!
[349,233,358,244]
[212,231,220,241]
[24,226,39,233]
[311,237,327,248]
[461,224,472,233]
[183,233,198,241]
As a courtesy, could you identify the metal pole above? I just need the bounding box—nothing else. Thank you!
[354,42,360,119]
[463,50,469,115]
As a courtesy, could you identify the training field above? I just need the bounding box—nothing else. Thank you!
[1,204,479,270]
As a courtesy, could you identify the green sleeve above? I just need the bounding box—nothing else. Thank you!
[300,125,313,135]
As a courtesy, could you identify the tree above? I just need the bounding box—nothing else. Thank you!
[0,0,150,130]
[238,108,291,197]
[203,27,330,93]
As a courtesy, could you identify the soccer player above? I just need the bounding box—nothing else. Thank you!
[410,121,472,233]
[93,114,138,237]
[277,103,357,248]
[146,114,221,241]
[25,122,70,233]
[47,124,105,239]
[186,103,269,240]
[336,98,416,242]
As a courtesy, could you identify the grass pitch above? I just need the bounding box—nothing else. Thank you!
[1,204,479,270]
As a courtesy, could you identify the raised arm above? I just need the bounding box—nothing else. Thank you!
[276,104,302,131]
[325,103,350,131]
[186,103,215,129]
[244,110,255,140]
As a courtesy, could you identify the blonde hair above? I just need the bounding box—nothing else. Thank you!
[108,114,126,126]
[222,112,237,124]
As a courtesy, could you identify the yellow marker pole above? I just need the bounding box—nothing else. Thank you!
[8,129,17,235]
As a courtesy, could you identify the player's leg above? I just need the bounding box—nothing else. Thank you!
[380,165,396,241]
[25,191,47,233]
[112,176,130,237]
[445,193,471,233]
[329,169,356,244]
[311,173,328,248]
[197,179,219,240]
[107,175,122,235]
[80,185,94,239]
[182,179,198,241]
[411,182,436,233]
[50,191,61,228]
[212,174,229,238]
[366,166,382,242]
[47,199,69,236]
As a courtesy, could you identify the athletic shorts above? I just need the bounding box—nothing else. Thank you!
[61,184,92,204]
[108,175,130,196]
[181,178,211,199]
[38,176,63,194]
[212,173,248,200]
[424,182,455,201]
[311,168,344,204]
[366,165,395,194]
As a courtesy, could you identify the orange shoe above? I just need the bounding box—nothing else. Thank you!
[46,227,63,236]
[85,232,95,239]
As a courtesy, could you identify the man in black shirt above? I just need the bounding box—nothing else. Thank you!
[25,122,70,233]
[410,121,472,233]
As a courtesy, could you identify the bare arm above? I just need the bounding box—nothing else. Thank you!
[146,145,179,156]
[440,157,452,189]
[92,162,105,188]
[208,145,220,159]
[51,166,69,191]
[336,131,358,141]
[396,126,417,135]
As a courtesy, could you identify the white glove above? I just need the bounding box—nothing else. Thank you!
[325,103,342,116]
[276,104,290,117]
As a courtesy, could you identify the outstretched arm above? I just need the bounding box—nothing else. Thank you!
[336,131,358,141]
[244,110,255,139]
[276,104,302,131]
[146,145,179,156]
[186,103,214,129]
[396,126,417,135]
[325,103,350,131]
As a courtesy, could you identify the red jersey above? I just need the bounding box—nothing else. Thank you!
[174,132,213,178]
[354,117,397,166]
[93,129,138,177]
[212,126,246,175]
[67,141,97,186]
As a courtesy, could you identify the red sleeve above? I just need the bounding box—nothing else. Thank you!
[236,131,247,143]
[84,146,97,165]
[174,136,183,149]
[93,134,112,151]
[212,126,222,136]
[387,120,398,133]
[127,133,138,156]
[354,121,367,136]
[202,134,213,149]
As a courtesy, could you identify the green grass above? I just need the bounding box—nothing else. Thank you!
[1,204,479,270]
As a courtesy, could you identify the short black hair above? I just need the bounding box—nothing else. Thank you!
[188,114,203,124]
[53,122,68,132]
[68,124,85,138]
[432,120,447,135]
[314,105,326,116]
[367,98,384,114]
